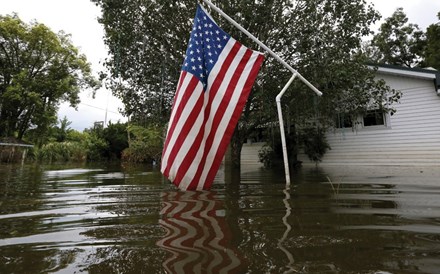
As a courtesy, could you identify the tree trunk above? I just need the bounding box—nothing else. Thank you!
[288,123,302,169]
[223,127,244,186]
[230,128,244,170]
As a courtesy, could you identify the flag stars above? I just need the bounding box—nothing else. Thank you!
[182,6,230,87]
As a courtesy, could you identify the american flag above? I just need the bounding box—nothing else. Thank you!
[161,5,264,191]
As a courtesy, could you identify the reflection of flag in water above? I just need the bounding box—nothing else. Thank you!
[156,191,244,273]
[160,5,264,191]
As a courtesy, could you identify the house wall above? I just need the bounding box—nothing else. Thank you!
[299,73,440,166]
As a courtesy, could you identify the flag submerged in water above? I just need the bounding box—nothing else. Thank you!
[161,5,264,191]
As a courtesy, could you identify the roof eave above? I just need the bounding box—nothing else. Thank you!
[367,64,440,94]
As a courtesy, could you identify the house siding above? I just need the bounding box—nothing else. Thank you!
[300,73,440,166]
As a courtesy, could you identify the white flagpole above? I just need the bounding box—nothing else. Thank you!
[276,74,297,186]
[201,0,322,97]
[201,0,322,185]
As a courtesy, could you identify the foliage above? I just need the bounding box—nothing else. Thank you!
[423,12,440,70]
[258,145,277,169]
[82,132,109,161]
[30,130,108,163]
[368,8,426,67]
[90,0,189,125]
[300,127,331,163]
[0,14,100,140]
[24,116,77,147]
[32,141,87,162]
[121,125,163,163]
[83,121,129,159]
[26,118,127,163]
[258,126,330,167]
[101,122,129,159]
[92,0,400,167]
[54,116,73,142]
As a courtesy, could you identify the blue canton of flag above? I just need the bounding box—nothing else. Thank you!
[182,8,228,89]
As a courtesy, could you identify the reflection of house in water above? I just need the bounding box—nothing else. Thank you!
[324,165,440,220]
[300,64,440,166]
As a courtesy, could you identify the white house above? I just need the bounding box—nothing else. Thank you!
[300,64,440,166]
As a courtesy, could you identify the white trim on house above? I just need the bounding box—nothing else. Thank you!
[370,66,436,80]
[368,64,440,95]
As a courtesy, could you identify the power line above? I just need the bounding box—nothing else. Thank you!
[79,102,122,115]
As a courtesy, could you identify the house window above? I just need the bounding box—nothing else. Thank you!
[335,113,352,128]
[363,109,384,126]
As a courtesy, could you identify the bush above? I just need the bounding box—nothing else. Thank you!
[30,131,109,163]
[258,145,277,168]
[121,125,163,163]
[300,127,331,163]
[32,142,87,162]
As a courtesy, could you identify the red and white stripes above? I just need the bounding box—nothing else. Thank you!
[161,38,264,190]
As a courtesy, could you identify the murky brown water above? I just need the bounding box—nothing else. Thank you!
[1,163,440,273]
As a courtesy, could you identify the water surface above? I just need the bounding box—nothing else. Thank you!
[1,163,440,273]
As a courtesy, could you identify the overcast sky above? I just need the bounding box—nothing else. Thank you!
[2,0,440,131]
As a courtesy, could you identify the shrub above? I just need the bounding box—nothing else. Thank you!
[300,128,331,163]
[121,125,163,163]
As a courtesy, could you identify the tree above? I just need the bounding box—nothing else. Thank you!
[92,0,400,169]
[423,12,440,70]
[101,121,129,159]
[54,116,73,142]
[91,0,190,125]
[369,8,426,67]
[122,124,163,163]
[0,14,99,140]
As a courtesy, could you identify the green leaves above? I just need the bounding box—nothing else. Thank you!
[423,13,440,70]
[122,124,163,163]
[370,8,426,67]
[0,14,99,140]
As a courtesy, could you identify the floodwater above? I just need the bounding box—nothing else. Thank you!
[1,163,440,274]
